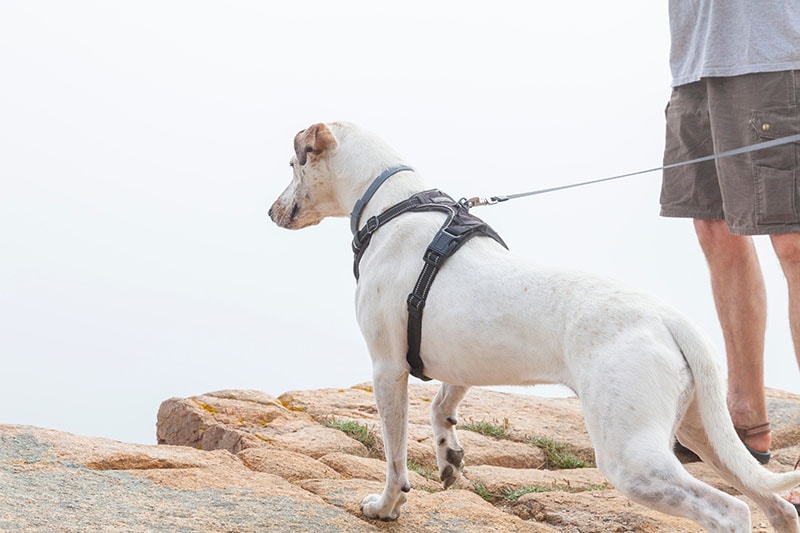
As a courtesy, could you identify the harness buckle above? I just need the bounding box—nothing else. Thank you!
[428,228,463,259]
[365,215,381,234]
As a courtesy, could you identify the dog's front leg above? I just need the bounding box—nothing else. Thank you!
[431,383,469,488]
[360,365,410,521]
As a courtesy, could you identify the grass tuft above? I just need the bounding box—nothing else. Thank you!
[323,418,379,455]
[460,418,511,440]
[503,485,553,501]
[407,461,440,482]
[528,437,593,469]
[471,482,494,502]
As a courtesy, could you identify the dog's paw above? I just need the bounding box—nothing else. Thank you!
[440,447,464,488]
[360,493,404,521]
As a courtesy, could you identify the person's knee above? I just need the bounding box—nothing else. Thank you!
[693,219,735,252]
[771,233,800,270]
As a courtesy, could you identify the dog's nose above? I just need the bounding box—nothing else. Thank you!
[268,205,273,218]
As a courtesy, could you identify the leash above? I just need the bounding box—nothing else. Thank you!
[465,133,800,207]
[348,133,800,381]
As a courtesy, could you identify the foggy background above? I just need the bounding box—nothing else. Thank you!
[2,1,797,445]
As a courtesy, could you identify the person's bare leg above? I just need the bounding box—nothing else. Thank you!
[694,219,770,453]
[769,232,800,508]
[770,233,800,370]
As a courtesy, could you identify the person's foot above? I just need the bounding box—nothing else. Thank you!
[734,422,771,464]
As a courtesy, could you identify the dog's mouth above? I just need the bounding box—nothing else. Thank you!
[269,200,303,229]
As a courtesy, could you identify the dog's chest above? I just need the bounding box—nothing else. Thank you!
[352,191,506,380]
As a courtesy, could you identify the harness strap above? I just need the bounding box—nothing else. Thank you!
[405,199,506,380]
[350,165,414,235]
[352,190,452,280]
[351,189,506,381]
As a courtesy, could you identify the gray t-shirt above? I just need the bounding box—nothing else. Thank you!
[669,0,800,87]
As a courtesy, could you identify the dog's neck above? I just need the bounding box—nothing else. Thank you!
[349,166,429,234]
[350,166,415,234]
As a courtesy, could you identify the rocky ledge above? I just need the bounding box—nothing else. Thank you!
[2,384,800,532]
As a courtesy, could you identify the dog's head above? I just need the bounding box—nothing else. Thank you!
[269,123,343,229]
[270,121,411,230]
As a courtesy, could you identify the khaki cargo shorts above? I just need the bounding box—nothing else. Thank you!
[660,70,800,235]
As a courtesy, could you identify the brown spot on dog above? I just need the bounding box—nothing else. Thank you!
[294,123,338,165]
[446,447,464,466]
[440,465,453,482]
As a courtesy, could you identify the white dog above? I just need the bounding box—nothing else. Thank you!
[269,121,800,532]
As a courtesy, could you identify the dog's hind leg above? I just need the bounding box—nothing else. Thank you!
[360,365,411,521]
[580,358,751,532]
[677,402,800,533]
[592,418,751,531]
[430,383,470,488]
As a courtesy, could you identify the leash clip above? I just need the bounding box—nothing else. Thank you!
[464,196,506,208]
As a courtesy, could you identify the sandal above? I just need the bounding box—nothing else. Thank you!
[735,422,771,465]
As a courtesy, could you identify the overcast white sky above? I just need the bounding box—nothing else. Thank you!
[1,1,797,445]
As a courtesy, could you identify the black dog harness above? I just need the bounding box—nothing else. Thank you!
[350,166,507,381]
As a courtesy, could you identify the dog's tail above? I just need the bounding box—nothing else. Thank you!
[665,312,800,495]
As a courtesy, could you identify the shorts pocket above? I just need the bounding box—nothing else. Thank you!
[755,165,799,224]
[749,110,800,170]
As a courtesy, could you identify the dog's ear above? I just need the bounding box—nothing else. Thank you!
[294,123,338,165]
